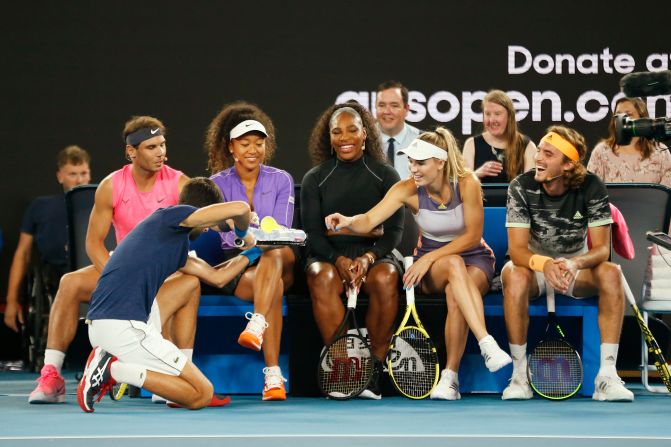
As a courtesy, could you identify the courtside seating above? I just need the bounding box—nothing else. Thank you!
[63,181,670,396]
[65,185,116,271]
[606,184,671,393]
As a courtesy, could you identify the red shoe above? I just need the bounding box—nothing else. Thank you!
[77,347,117,413]
[167,394,231,408]
[237,312,268,351]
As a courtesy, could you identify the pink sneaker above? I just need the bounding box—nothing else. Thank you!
[28,365,66,404]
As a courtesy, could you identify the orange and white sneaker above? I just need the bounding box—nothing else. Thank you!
[262,366,287,401]
[238,312,268,351]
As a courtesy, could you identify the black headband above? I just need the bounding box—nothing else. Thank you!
[125,127,163,146]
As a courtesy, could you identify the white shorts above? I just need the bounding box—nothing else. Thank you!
[87,301,187,376]
[501,260,585,299]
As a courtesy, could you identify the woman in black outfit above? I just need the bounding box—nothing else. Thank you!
[301,102,403,399]
[462,90,536,183]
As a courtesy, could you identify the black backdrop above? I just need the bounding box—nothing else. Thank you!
[1,1,669,295]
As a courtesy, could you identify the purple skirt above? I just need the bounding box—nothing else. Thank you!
[415,237,496,283]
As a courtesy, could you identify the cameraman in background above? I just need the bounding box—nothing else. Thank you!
[588,97,671,186]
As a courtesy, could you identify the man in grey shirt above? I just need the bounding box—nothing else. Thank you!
[375,80,420,180]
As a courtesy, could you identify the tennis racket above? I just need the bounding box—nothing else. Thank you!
[620,268,671,392]
[387,256,439,399]
[317,286,373,400]
[109,383,127,401]
[528,287,583,400]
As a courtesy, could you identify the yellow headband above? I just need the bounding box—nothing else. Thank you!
[541,132,580,162]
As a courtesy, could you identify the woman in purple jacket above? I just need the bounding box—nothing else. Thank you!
[206,102,295,401]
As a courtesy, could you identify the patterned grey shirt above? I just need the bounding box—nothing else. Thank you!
[506,171,613,258]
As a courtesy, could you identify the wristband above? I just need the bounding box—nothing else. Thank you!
[529,254,552,272]
[241,246,262,266]
[234,225,247,238]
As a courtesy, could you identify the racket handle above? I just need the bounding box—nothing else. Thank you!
[403,256,416,306]
[618,267,637,308]
[546,286,555,313]
[233,238,245,248]
[346,286,358,309]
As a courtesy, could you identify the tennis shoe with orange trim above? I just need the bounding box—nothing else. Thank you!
[28,365,66,404]
[262,367,287,401]
[501,371,533,400]
[430,369,461,400]
[77,346,117,413]
[238,312,268,351]
[592,375,634,402]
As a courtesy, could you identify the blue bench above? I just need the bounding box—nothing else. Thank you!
[465,207,599,396]
[189,230,290,394]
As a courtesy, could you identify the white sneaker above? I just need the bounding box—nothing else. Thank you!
[592,375,634,402]
[502,372,533,400]
[479,336,513,372]
[430,369,460,400]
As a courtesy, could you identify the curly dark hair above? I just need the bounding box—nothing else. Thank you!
[205,101,277,174]
[307,102,384,165]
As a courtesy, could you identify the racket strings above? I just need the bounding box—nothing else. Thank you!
[318,335,372,398]
[529,340,582,398]
[389,328,438,397]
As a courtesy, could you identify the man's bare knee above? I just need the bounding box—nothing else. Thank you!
[503,266,533,300]
[186,382,213,410]
[56,270,94,304]
[595,262,622,296]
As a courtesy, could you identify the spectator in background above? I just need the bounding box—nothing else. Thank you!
[375,80,420,180]
[4,146,91,333]
[206,101,295,401]
[588,97,671,187]
[462,90,536,183]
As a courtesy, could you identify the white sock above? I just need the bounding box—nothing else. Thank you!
[264,365,281,376]
[110,362,147,388]
[509,343,528,375]
[180,349,193,362]
[478,334,494,347]
[445,368,458,384]
[598,343,619,377]
[44,349,65,373]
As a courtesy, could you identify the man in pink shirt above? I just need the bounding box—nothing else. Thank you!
[29,116,199,405]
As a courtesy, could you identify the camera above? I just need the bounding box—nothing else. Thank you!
[616,70,671,145]
[615,114,671,145]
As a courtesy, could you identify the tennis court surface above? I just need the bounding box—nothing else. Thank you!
[1,371,669,447]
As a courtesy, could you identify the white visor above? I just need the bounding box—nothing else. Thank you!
[229,120,268,139]
[398,139,447,161]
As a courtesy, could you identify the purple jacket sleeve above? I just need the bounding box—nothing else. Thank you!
[271,171,295,228]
